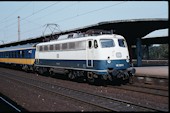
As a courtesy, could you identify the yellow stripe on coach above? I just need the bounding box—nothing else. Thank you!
[0,58,35,65]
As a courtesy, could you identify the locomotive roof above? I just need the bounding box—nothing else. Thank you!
[0,43,37,52]
[36,34,124,46]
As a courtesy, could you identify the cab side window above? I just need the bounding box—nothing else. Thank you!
[94,40,98,48]
[88,41,92,49]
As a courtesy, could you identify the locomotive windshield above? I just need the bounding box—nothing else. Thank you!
[118,39,127,47]
[100,39,115,48]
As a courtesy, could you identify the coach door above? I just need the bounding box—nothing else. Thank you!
[86,39,94,67]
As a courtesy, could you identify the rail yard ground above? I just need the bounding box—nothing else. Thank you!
[0,66,169,112]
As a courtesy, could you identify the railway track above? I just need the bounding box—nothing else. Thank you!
[0,71,168,112]
[128,83,168,91]
[109,83,168,97]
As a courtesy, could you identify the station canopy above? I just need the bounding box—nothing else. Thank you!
[0,18,168,48]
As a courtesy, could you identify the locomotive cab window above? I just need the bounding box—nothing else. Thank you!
[100,39,115,48]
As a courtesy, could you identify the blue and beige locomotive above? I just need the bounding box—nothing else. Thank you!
[34,31,135,83]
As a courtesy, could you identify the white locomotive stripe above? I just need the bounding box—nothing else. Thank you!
[35,64,107,72]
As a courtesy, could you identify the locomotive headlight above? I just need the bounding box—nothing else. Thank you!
[126,56,129,62]
[116,52,122,58]
[107,56,111,63]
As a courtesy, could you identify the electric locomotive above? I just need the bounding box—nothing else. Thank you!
[34,30,135,83]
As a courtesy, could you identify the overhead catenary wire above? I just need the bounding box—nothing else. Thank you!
[3,1,167,43]
[0,2,60,31]
[0,2,31,26]
[21,2,60,21]
[54,1,127,23]
[2,1,128,42]
[0,1,76,32]
[23,2,79,25]
[17,1,126,39]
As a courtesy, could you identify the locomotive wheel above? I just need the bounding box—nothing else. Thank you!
[38,67,44,75]
[87,78,95,83]
[68,71,75,80]
[87,72,95,84]
[49,71,55,77]
[38,67,49,75]
[22,65,28,72]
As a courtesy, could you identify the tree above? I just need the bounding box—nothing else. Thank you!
[159,44,169,59]
[149,44,168,59]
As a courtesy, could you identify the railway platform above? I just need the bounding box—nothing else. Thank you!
[0,93,27,112]
[133,66,169,86]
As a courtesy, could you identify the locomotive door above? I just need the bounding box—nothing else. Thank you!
[86,39,94,67]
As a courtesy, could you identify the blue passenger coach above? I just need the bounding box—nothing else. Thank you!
[0,43,36,71]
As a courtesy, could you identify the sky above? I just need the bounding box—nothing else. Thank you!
[0,1,168,44]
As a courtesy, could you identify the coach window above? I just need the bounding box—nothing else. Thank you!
[13,51,15,58]
[22,51,25,58]
[10,52,12,58]
[2,52,4,58]
[9,51,13,58]
[11,51,13,58]
[18,51,20,58]
[20,51,22,58]
[14,51,16,58]
[15,51,17,58]
[9,52,11,58]
[94,40,98,48]
[4,52,6,58]
[6,52,8,58]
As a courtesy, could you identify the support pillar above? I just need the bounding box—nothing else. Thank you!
[136,38,142,67]
[146,44,150,60]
